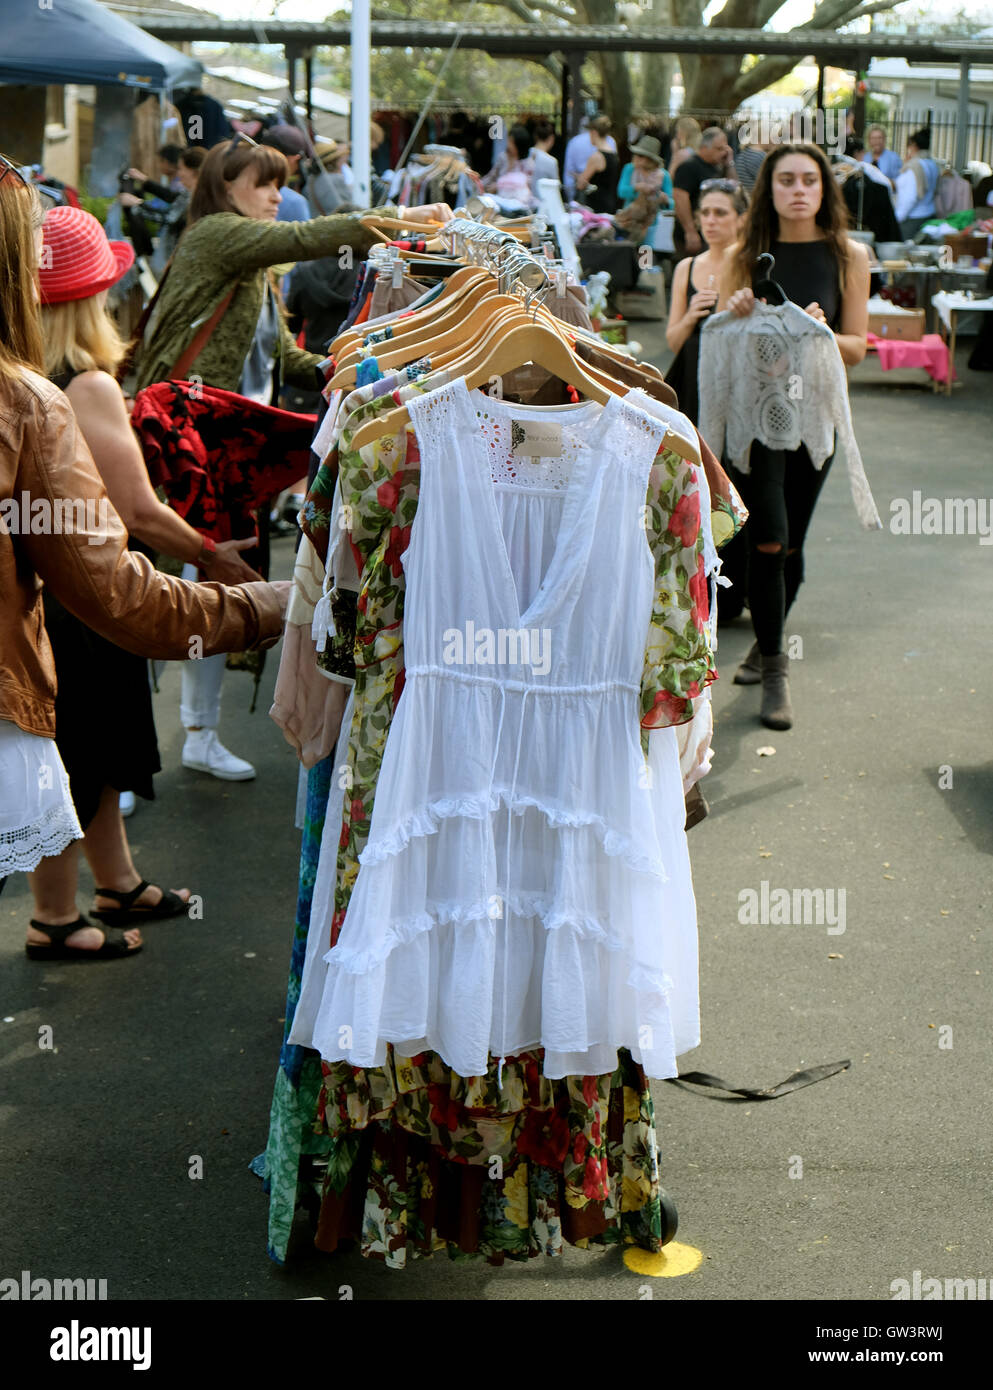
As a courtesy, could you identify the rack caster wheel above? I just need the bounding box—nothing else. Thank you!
[659,1188,679,1246]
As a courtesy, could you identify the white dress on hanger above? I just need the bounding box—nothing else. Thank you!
[308,380,699,1080]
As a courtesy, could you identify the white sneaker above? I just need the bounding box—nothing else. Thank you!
[119,791,136,818]
[182,729,256,781]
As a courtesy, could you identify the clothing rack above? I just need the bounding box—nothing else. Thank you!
[444,216,562,302]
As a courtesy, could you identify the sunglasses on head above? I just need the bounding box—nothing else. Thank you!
[699,179,738,194]
[1,155,60,211]
[226,131,258,156]
[0,153,28,190]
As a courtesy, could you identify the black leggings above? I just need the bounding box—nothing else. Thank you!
[720,442,835,655]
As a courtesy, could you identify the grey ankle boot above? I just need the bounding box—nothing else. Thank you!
[733,640,762,685]
[760,653,793,730]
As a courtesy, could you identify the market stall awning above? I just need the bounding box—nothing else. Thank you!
[0,0,202,89]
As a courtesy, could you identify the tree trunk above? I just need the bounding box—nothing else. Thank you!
[639,1,675,119]
[577,0,634,140]
[685,54,746,117]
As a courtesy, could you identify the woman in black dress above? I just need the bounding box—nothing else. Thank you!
[665,179,749,424]
[29,205,263,942]
[717,143,870,729]
[574,116,620,214]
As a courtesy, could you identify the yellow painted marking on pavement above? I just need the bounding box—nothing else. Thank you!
[624,1242,703,1277]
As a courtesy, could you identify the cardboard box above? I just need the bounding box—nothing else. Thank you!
[869,309,925,341]
[942,233,988,262]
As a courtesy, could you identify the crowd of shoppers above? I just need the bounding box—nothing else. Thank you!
[0,136,441,956]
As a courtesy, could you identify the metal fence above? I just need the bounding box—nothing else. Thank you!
[663,107,993,169]
[885,111,992,168]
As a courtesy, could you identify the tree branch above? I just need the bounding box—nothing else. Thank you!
[476,0,575,21]
[840,0,905,21]
[709,0,790,30]
[731,53,815,103]
[670,0,706,27]
[756,0,790,23]
[800,0,883,29]
[527,0,577,16]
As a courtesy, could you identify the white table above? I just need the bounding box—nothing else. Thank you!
[930,292,993,395]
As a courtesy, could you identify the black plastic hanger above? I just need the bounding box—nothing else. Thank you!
[752,252,788,305]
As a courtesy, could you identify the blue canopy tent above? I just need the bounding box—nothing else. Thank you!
[0,0,201,88]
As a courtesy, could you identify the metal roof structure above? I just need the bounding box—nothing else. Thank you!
[113,18,993,65]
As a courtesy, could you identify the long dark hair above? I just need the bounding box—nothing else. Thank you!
[729,142,852,295]
[188,139,287,226]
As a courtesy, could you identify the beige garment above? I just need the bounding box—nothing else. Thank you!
[130,96,186,177]
[269,534,349,768]
[369,273,425,320]
[547,282,594,331]
[675,688,714,794]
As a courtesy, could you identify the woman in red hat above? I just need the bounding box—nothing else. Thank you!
[28,205,266,944]
[0,155,290,959]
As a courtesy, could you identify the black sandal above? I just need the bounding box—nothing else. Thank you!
[26,917,142,961]
[91,879,190,927]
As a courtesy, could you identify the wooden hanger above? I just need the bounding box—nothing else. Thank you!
[334,271,494,368]
[330,265,487,360]
[329,276,501,388]
[332,288,521,389]
[339,249,702,464]
[349,313,615,452]
[348,307,701,465]
[359,212,446,234]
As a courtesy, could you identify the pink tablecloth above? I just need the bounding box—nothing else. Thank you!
[866,332,955,385]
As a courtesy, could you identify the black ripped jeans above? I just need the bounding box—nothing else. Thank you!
[719,441,835,656]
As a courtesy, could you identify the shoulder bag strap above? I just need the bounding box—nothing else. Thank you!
[116,255,175,386]
[168,284,237,380]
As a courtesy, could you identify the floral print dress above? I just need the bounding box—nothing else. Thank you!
[262,373,722,1268]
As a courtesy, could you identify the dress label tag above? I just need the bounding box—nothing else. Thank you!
[510,420,564,457]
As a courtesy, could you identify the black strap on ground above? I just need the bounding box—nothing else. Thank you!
[664,1059,850,1101]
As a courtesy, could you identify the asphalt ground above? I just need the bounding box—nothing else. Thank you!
[1,327,991,1307]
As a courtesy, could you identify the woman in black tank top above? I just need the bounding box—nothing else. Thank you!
[665,181,749,423]
[28,207,269,955]
[713,143,870,730]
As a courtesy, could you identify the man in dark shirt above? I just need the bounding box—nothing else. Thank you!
[175,87,231,149]
[672,126,734,258]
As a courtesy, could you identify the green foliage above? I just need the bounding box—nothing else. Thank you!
[77,195,114,224]
[828,89,891,124]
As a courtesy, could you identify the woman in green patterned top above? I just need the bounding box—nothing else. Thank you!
[132,135,435,783]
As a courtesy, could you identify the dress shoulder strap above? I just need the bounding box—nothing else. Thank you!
[406,377,477,460]
[49,363,83,392]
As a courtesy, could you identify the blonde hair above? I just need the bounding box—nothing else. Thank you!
[0,172,45,383]
[675,117,702,149]
[41,292,126,379]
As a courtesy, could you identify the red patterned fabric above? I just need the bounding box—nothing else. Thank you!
[131,380,316,544]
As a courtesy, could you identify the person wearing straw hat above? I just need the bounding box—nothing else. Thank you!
[615,135,673,243]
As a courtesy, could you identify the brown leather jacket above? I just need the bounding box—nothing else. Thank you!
[0,369,283,739]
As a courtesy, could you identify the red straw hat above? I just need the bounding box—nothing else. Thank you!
[39,205,135,305]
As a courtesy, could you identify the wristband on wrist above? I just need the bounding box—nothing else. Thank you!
[196,535,217,568]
